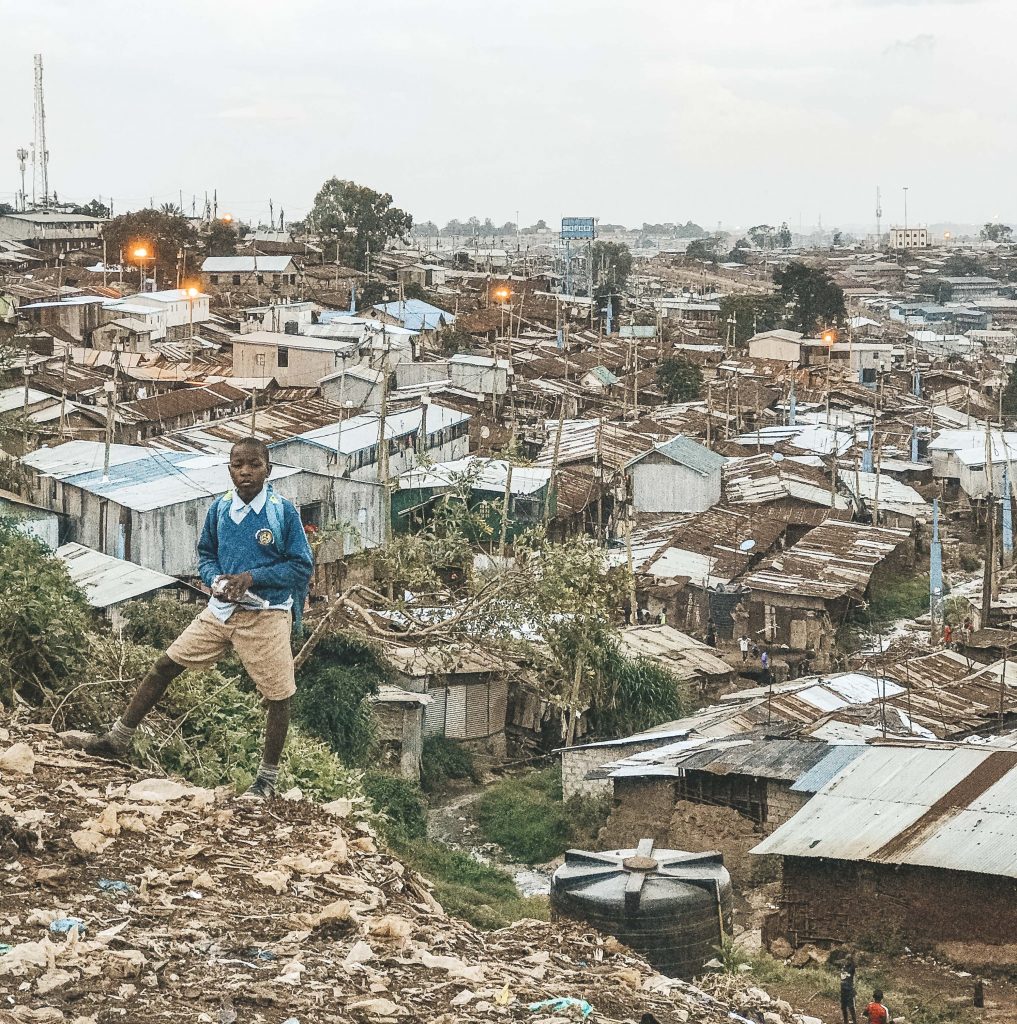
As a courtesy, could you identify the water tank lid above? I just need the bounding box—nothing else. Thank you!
[622,854,658,872]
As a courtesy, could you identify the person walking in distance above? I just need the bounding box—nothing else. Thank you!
[840,959,858,1024]
[739,634,750,662]
[63,438,314,801]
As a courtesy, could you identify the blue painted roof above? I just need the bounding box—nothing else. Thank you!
[790,744,866,793]
[588,365,620,386]
[372,299,453,332]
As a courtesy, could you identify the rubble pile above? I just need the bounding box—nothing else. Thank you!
[1,724,810,1023]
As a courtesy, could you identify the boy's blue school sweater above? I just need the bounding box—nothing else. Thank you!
[197,488,314,608]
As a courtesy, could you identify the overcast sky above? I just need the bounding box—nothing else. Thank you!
[1,0,1012,232]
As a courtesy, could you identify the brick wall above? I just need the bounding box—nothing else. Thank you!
[776,856,1017,947]
[765,781,810,833]
[560,738,672,800]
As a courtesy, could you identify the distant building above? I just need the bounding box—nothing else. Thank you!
[940,276,1003,300]
[449,354,509,397]
[368,299,455,337]
[20,295,108,343]
[747,329,829,365]
[268,403,471,483]
[199,256,300,296]
[105,289,210,343]
[231,331,361,387]
[888,226,930,249]
[0,210,106,254]
[624,436,725,513]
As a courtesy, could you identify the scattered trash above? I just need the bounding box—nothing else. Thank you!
[528,997,594,1018]
[0,724,821,1024]
[0,742,35,775]
[247,948,278,962]
[98,879,135,894]
[49,917,86,937]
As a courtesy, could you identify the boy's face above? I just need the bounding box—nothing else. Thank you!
[229,446,271,503]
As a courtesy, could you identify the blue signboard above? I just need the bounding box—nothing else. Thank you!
[561,217,596,240]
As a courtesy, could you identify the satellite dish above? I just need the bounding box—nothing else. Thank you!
[480,426,491,439]
[771,452,785,463]
[739,539,756,552]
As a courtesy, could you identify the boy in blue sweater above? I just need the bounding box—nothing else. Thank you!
[64,438,314,800]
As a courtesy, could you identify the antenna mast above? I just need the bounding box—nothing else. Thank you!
[875,186,882,248]
[32,54,50,209]
[16,149,28,211]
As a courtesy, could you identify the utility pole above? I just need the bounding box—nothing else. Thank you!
[376,339,391,545]
[982,423,996,622]
[102,346,123,481]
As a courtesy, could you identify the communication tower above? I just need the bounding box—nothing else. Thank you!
[875,186,882,246]
[32,54,50,208]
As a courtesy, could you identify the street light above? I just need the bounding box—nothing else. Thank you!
[133,245,153,292]
[184,284,200,367]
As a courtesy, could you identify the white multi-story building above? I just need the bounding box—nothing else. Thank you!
[888,226,930,250]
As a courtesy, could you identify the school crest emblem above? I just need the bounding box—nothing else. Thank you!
[256,528,275,546]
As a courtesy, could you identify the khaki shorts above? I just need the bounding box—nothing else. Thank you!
[166,608,296,701]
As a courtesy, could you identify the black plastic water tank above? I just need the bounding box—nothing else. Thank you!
[550,838,733,979]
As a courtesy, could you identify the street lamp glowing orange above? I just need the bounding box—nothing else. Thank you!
[133,246,149,259]
[221,213,233,223]
[493,287,511,302]
[185,286,199,298]
[821,329,837,346]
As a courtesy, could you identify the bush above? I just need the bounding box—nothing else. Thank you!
[294,632,388,766]
[391,835,549,930]
[657,356,703,402]
[0,518,91,706]
[592,651,690,737]
[861,573,929,627]
[478,769,568,862]
[120,597,198,649]
[477,765,608,863]
[420,736,479,793]
[362,771,428,840]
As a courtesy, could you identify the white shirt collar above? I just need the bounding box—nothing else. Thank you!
[231,482,269,516]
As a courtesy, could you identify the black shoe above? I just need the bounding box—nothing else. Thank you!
[59,731,128,760]
[239,776,276,801]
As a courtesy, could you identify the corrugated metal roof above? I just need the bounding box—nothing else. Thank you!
[56,542,178,607]
[201,256,294,273]
[280,403,470,457]
[753,745,1017,878]
[50,447,301,512]
[398,456,550,496]
[615,624,733,680]
[744,519,911,600]
[790,744,867,793]
[372,299,454,332]
[627,435,726,476]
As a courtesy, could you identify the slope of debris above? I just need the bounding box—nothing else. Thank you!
[1,723,809,1024]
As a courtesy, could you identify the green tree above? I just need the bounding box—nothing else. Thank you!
[773,261,845,334]
[356,280,389,310]
[591,241,632,290]
[657,355,703,402]
[0,518,92,705]
[775,222,792,247]
[942,253,988,277]
[310,178,413,270]
[71,199,110,218]
[748,224,774,247]
[980,223,1013,243]
[206,219,238,257]
[832,230,843,247]
[686,237,719,260]
[0,202,14,215]
[403,281,428,301]
[101,209,198,283]
[718,293,783,346]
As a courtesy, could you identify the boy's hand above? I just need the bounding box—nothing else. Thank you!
[218,572,255,601]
